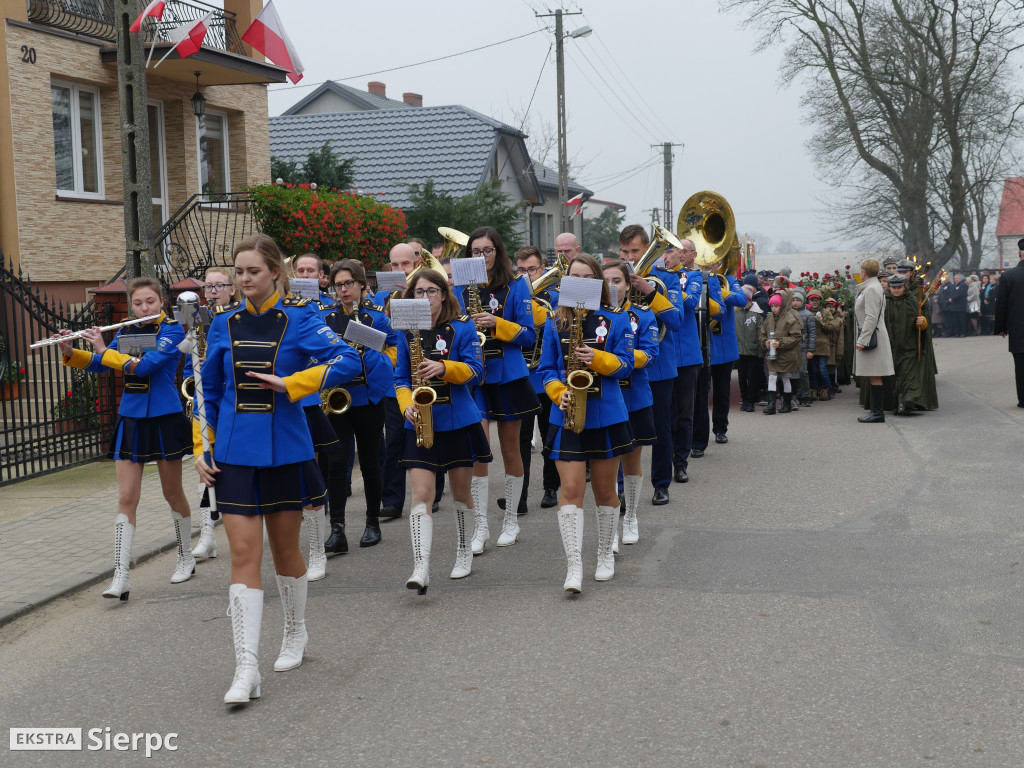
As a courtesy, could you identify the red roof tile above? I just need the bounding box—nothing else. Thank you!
[996,177,1024,236]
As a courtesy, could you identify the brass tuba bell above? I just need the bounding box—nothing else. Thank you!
[437,227,469,262]
[677,191,739,275]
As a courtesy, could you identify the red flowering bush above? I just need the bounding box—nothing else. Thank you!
[1,361,26,384]
[246,182,407,270]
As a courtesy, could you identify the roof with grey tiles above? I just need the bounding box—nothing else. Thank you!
[270,105,534,209]
[281,81,414,114]
[531,161,592,197]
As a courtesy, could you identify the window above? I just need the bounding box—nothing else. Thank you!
[197,111,230,198]
[51,82,103,198]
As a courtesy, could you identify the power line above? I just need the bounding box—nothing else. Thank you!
[564,47,659,146]
[497,43,554,179]
[580,155,660,187]
[569,45,662,145]
[269,29,547,92]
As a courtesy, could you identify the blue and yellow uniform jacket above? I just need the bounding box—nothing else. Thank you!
[707,274,746,365]
[63,312,185,419]
[195,293,362,467]
[538,306,634,430]
[456,275,536,384]
[639,283,682,383]
[300,297,399,408]
[620,301,659,412]
[394,317,484,432]
[527,286,559,395]
[672,268,705,367]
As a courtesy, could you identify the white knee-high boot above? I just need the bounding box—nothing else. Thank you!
[450,501,473,579]
[273,573,308,671]
[224,584,263,704]
[470,475,489,555]
[102,513,134,600]
[595,505,617,581]
[557,505,583,593]
[191,504,218,559]
[170,511,196,584]
[622,474,643,545]
[496,474,523,546]
[302,507,327,582]
[407,502,432,595]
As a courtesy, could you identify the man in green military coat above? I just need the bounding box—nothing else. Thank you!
[884,270,939,413]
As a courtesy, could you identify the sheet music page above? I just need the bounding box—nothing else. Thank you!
[343,321,387,352]
[290,278,321,301]
[557,276,603,311]
[374,272,408,292]
[117,333,159,356]
[388,299,433,330]
[451,257,488,287]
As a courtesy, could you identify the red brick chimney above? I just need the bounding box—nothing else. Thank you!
[402,92,423,107]
[367,81,386,98]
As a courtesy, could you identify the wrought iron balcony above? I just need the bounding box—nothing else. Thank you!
[27,0,243,55]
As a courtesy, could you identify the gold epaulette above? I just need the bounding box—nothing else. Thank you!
[213,301,241,315]
[282,295,310,307]
[458,315,470,322]
[603,305,623,314]
[161,315,180,325]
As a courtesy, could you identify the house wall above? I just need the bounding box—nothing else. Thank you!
[291,91,364,115]
[0,21,270,290]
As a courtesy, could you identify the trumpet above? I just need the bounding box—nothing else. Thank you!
[31,314,163,348]
[563,302,594,434]
[408,331,436,448]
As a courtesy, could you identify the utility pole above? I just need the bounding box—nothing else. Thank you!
[115,0,155,279]
[536,8,586,235]
[643,207,661,238]
[652,142,683,233]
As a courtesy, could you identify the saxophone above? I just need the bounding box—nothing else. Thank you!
[563,303,594,434]
[408,330,437,448]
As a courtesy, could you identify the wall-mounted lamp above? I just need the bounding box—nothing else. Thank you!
[190,72,206,118]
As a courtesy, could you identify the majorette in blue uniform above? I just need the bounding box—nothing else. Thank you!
[196,292,362,516]
[619,299,661,445]
[315,295,398,552]
[538,305,636,461]
[64,312,192,462]
[456,274,539,420]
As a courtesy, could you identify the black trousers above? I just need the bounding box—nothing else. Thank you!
[327,401,385,525]
[947,310,967,337]
[649,378,675,490]
[380,397,406,510]
[692,361,734,450]
[737,355,763,404]
[672,364,700,470]
[1014,352,1024,407]
[517,392,559,504]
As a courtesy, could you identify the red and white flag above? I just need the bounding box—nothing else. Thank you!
[565,193,585,207]
[154,12,213,67]
[241,1,305,84]
[130,0,165,33]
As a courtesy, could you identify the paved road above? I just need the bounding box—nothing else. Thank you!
[2,336,1023,767]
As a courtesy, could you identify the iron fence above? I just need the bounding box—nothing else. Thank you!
[0,256,114,485]
[156,192,258,284]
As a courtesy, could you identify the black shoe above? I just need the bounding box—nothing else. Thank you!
[779,393,793,414]
[690,448,705,458]
[497,498,506,510]
[541,489,558,508]
[517,499,528,516]
[359,523,381,547]
[673,467,689,483]
[652,487,670,505]
[740,401,753,412]
[324,524,348,554]
[345,484,352,498]
[715,433,728,444]
[763,392,777,415]
[431,501,440,513]
[380,506,402,521]
[858,410,886,423]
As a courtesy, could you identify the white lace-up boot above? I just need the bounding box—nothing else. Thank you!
[406,502,432,595]
[102,513,134,600]
[191,505,218,559]
[302,507,327,582]
[470,475,489,555]
[496,474,523,546]
[595,505,617,581]
[224,584,263,704]
[622,474,642,545]
[450,501,473,579]
[170,511,196,584]
[273,573,308,671]
[557,505,583,593]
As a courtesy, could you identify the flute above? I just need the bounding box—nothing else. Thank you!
[30,314,163,349]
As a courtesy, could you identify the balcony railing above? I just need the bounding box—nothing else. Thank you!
[27,0,243,55]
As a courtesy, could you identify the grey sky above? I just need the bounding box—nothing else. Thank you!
[265,0,835,252]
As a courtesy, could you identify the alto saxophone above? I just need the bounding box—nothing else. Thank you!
[563,303,594,434]
[408,330,437,448]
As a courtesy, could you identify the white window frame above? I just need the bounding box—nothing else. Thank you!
[51,80,104,200]
[195,109,231,201]
[148,100,169,226]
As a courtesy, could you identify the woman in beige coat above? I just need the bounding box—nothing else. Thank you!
[854,258,895,423]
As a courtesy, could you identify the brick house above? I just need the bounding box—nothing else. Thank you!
[0,0,288,303]
[995,177,1024,269]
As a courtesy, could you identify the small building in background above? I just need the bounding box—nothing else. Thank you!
[995,177,1024,269]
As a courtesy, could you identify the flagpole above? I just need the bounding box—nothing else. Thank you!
[152,41,178,68]
[144,19,158,69]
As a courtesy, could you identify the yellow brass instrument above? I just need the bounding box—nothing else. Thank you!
[181,376,195,419]
[408,330,437,448]
[563,303,594,434]
[410,248,448,283]
[632,225,684,280]
[437,226,469,261]
[524,255,569,369]
[321,300,363,415]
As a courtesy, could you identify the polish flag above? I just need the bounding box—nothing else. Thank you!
[565,193,586,207]
[129,0,165,33]
[165,12,213,59]
[241,1,305,84]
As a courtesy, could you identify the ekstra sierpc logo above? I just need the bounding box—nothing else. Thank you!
[10,728,178,756]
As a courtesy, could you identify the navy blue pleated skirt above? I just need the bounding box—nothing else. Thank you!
[542,420,635,462]
[473,376,540,422]
[400,423,493,471]
[303,404,341,452]
[628,406,657,446]
[107,412,191,462]
[214,460,327,516]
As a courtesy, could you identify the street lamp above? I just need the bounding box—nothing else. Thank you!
[190,71,206,118]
